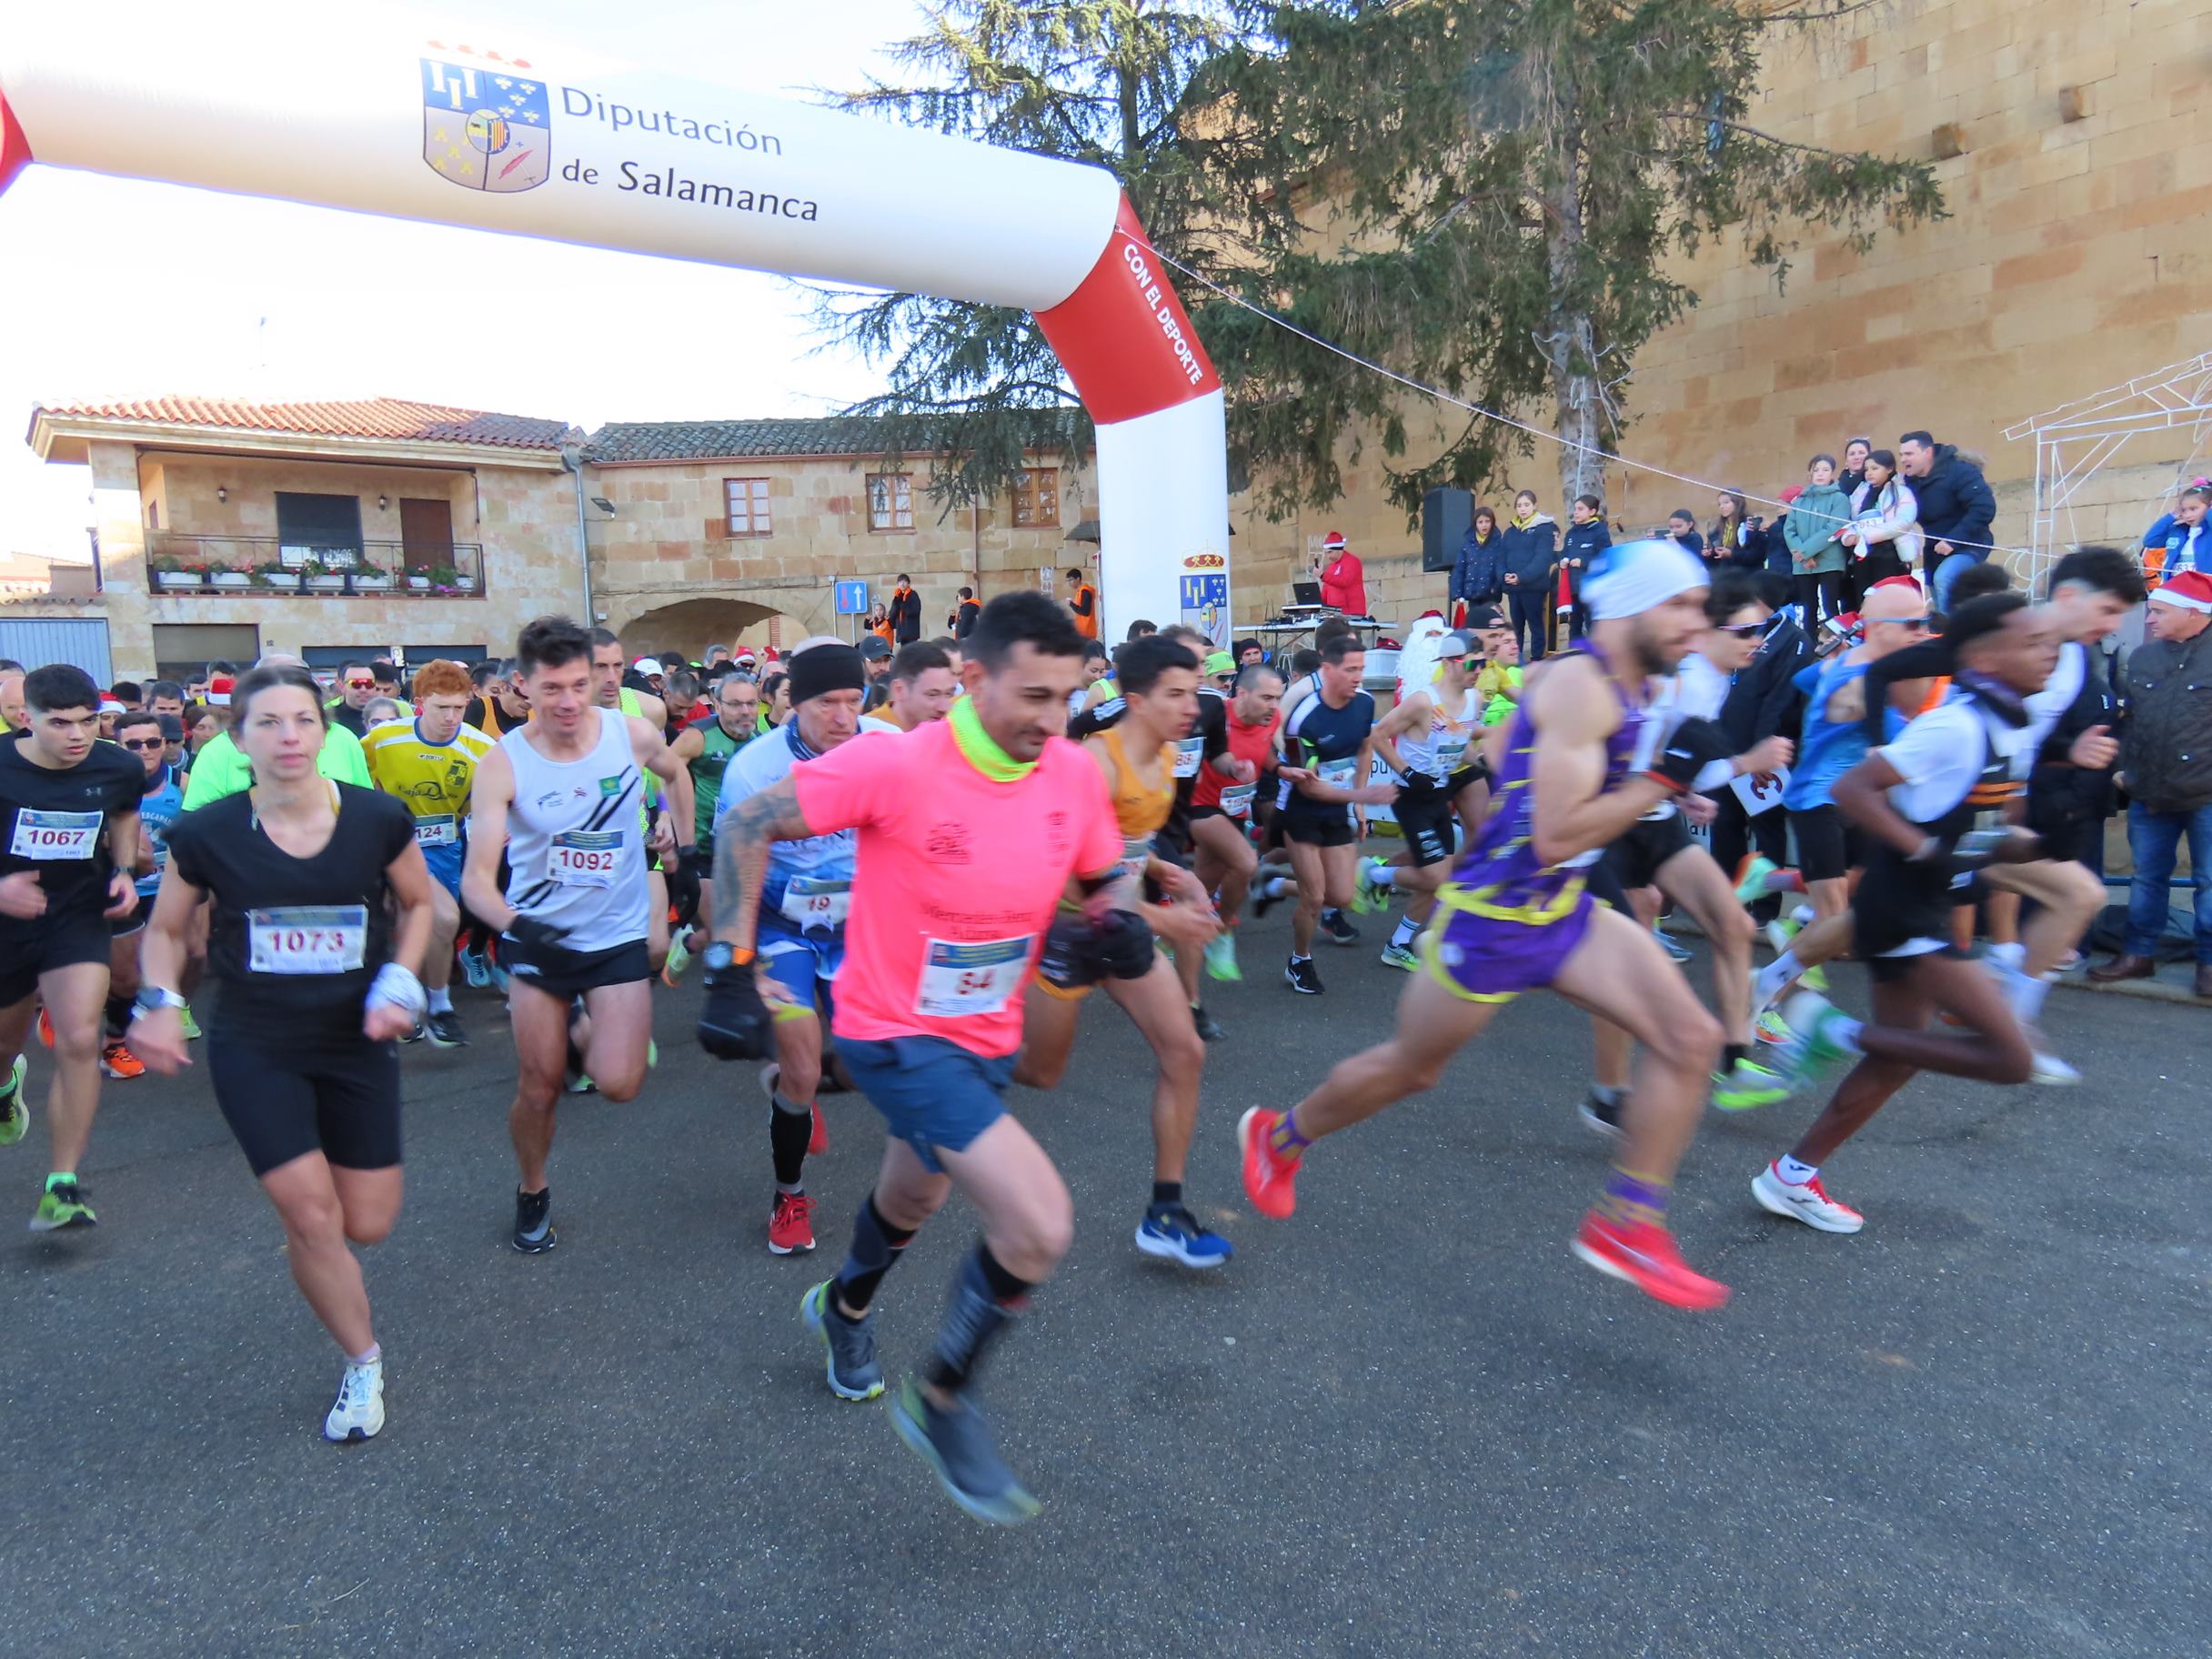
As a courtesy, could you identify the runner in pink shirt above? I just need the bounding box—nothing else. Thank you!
[696,592,1138,1524]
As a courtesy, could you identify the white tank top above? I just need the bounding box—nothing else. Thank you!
[501,708,650,951]
[1398,685,1481,780]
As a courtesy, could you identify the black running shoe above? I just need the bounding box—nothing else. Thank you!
[1579,1091,1626,1139]
[1284,956,1323,995]
[1320,909,1360,946]
[512,1186,558,1253]
[1252,881,1287,920]
[426,1010,468,1049]
[1191,1004,1227,1041]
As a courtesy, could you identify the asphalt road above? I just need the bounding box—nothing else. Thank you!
[5,913,2207,1658]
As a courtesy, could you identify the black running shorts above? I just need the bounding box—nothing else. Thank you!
[0,911,115,1009]
[1282,810,1357,850]
[1604,811,1694,892]
[502,934,652,1000]
[1789,804,1860,885]
[207,1033,401,1176]
[1393,782,1459,869]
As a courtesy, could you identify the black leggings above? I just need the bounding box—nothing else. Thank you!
[208,1031,401,1177]
[1509,588,1547,661]
[1795,571,1845,628]
[1708,789,1791,922]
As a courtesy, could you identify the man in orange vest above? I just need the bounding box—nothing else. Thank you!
[1067,568,1101,639]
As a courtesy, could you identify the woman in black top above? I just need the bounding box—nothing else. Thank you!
[133,664,433,1444]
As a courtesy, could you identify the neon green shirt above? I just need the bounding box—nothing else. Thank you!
[180,723,370,810]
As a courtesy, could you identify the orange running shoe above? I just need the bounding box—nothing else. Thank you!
[100,1041,146,1081]
[808,1099,829,1157]
[768,1190,817,1255]
[1571,1211,1730,1311]
[1238,1107,1301,1220]
[36,1008,54,1049]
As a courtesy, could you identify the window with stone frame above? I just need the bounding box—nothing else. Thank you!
[1011,468,1060,529]
[867,472,914,532]
[724,477,771,537]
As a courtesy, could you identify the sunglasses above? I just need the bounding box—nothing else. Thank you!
[121,737,164,750]
[344,678,375,689]
[1716,621,1765,637]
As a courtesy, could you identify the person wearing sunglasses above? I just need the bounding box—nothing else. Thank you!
[326,661,380,738]
[99,711,195,1079]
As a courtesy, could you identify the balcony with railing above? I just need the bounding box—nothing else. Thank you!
[141,535,487,598]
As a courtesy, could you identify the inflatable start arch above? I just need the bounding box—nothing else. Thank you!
[0,5,1230,643]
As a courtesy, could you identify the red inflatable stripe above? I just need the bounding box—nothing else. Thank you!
[1036,195,1221,426]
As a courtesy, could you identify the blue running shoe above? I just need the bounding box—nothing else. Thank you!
[800,1282,885,1401]
[890,1379,1040,1525]
[459,948,492,990]
[1134,1207,1232,1269]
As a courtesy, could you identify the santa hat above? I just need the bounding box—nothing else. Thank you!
[1870,574,1923,595]
[1322,531,1347,553]
[2150,569,2212,612]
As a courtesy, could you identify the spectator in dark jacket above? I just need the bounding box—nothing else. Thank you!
[1899,431,1997,614]
[889,573,923,644]
[2091,570,2212,995]
[1558,493,1611,643]
[1836,436,1872,502]
[1452,505,1504,618]
[1665,509,1704,561]
[953,586,981,640]
[1496,488,1559,662]
[1710,571,1812,920]
[1708,490,1768,573]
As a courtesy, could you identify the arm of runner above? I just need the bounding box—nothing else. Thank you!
[1829,750,1925,860]
[460,746,518,932]
[372,838,437,1041]
[709,774,820,957]
[102,806,142,916]
[1367,692,1427,779]
[631,714,694,851]
[129,861,201,1073]
[1525,662,1674,865]
[668,725,703,766]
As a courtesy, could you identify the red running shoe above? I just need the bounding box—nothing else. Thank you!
[1238,1107,1301,1220]
[1571,1211,1730,1311]
[769,1190,817,1255]
[809,1099,829,1157]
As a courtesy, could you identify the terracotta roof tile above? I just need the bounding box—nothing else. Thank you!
[583,409,1086,463]
[35,396,577,451]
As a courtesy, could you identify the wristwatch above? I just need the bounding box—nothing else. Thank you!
[700,942,752,972]
[131,987,186,1019]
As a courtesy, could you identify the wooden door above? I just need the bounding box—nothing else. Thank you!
[399,498,454,576]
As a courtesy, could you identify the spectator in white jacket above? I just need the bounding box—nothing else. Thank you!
[1839,447,1921,608]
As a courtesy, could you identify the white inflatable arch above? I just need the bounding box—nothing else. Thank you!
[0,5,1230,643]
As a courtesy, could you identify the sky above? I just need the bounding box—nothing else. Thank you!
[0,0,929,559]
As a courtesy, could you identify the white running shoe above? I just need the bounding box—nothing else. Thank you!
[324,1357,387,1443]
[1751,1163,1865,1234]
[2028,1048,2081,1087]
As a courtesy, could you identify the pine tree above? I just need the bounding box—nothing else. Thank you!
[812,1,1279,515]
[1213,0,1946,515]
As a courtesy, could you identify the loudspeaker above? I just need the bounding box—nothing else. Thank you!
[1421,488,1473,573]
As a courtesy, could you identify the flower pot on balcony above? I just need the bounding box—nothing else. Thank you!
[152,570,201,590]
[307,575,347,592]
[209,571,251,589]
[407,575,430,591]
[355,576,393,592]
[454,575,478,591]
[256,569,303,591]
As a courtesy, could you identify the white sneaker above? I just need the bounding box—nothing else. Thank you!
[1751,1163,1864,1234]
[323,1358,386,1443]
[2029,1048,2081,1087]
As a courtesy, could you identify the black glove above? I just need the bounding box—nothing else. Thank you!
[1091,908,1158,980]
[1919,826,2042,880]
[680,842,715,880]
[1646,717,1734,793]
[663,852,702,930]
[504,914,572,955]
[699,952,773,1061]
[1037,914,1105,992]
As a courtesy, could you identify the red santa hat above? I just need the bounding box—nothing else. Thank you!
[1870,574,1924,596]
[2150,569,2212,612]
[1322,531,1347,553]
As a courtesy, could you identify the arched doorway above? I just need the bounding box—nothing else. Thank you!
[614,596,799,662]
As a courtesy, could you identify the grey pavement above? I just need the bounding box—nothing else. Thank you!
[4,916,2208,1657]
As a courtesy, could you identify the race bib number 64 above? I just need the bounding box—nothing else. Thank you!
[915,934,1033,1018]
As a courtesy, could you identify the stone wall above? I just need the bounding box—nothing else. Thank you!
[71,440,585,677]
[588,451,1099,650]
[1222,0,2212,627]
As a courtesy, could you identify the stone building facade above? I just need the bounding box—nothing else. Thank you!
[16,398,586,679]
[581,417,1097,659]
[1223,0,2212,628]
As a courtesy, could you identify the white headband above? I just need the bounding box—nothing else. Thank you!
[1583,538,1712,621]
